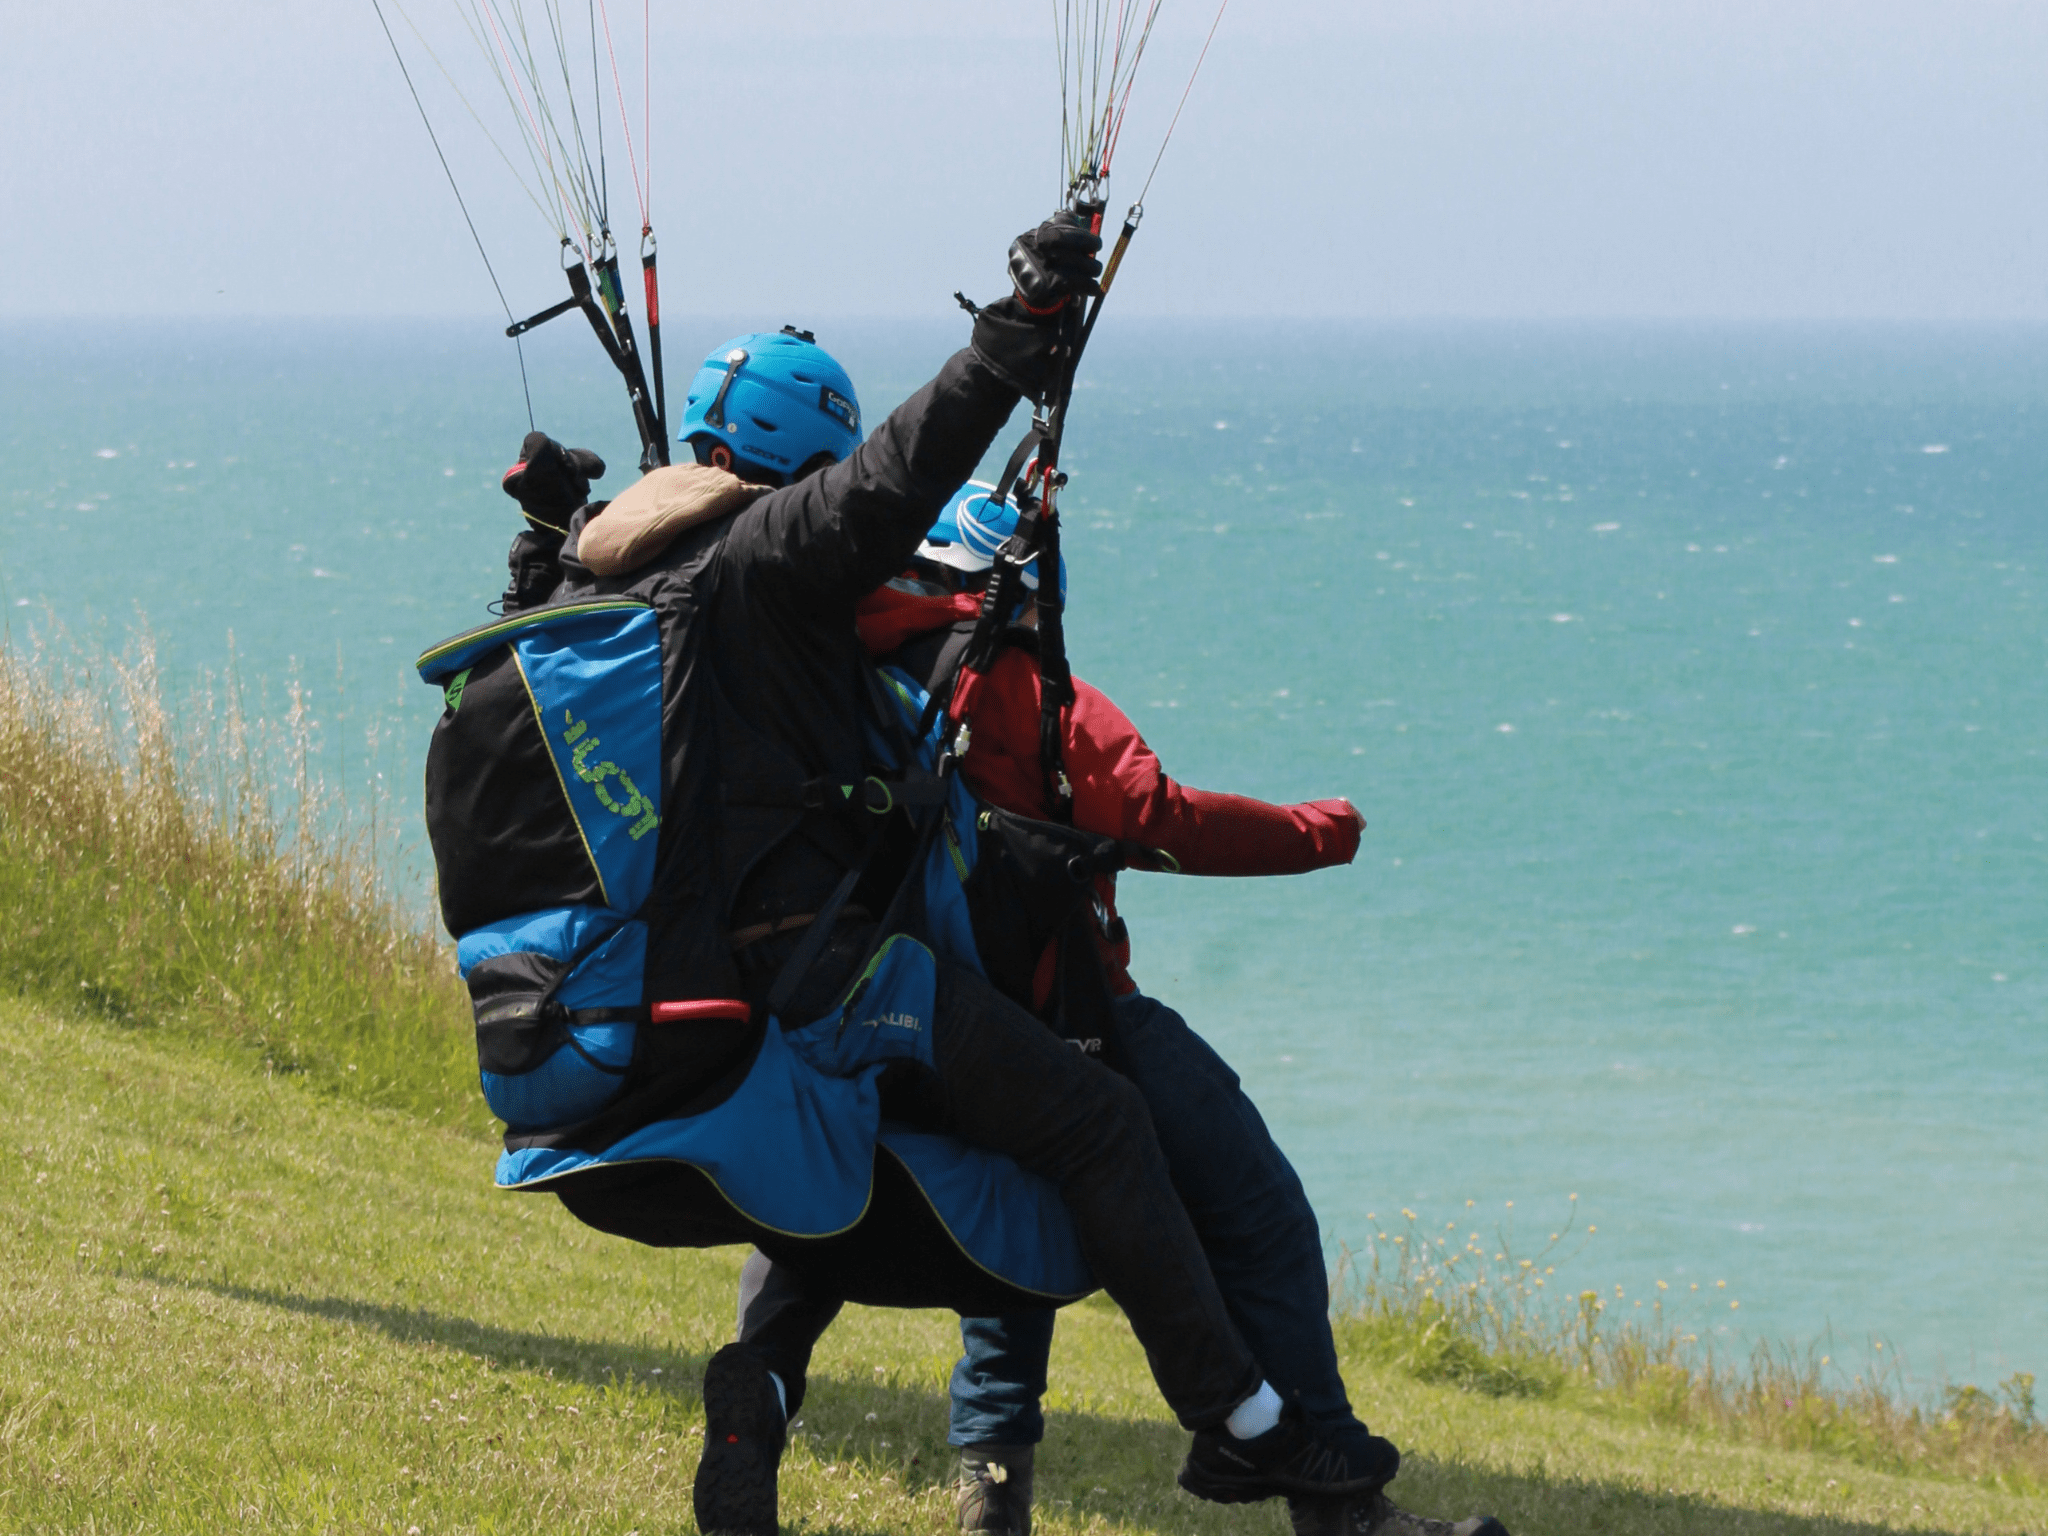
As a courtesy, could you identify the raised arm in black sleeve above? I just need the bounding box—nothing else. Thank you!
[717,210,1103,617]
[719,342,1022,618]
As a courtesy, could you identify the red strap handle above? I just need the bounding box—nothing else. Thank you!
[650,999,752,1025]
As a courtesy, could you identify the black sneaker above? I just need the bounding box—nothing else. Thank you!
[1290,1489,1511,1536]
[694,1344,786,1536]
[1178,1402,1400,1505]
[956,1442,1035,1536]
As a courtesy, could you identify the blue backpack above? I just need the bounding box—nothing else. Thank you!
[417,588,1101,1304]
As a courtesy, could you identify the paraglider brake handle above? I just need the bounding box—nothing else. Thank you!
[505,295,581,338]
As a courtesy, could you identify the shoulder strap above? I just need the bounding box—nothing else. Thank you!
[910,624,980,745]
[764,841,876,1020]
[933,418,1076,821]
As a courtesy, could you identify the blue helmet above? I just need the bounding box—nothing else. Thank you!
[677,326,860,483]
[917,480,1069,602]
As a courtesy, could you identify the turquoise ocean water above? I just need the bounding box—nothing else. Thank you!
[4,317,2041,1390]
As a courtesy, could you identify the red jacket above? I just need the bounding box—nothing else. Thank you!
[856,588,1360,996]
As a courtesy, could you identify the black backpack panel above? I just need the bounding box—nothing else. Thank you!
[425,647,602,935]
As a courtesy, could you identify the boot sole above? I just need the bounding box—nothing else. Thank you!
[694,1347,784,1536]
[1177,1460,1388,1506]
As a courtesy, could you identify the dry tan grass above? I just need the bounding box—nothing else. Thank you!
[0,630,479,1129]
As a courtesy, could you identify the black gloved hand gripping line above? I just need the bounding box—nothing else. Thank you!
[932,196,1145,824]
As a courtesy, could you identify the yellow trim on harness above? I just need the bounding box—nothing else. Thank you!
[873,1141,1095,1303]
[879,670,922,721]
[511,648,612,911]
[499,1153,877,1241]
[499,1147,1088,1301]
[415,598,652,673]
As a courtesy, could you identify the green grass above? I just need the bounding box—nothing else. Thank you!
[1332,1225,2045,1491]
[0,634,482,1130]
[3,634,2045,1533]
[6,998,2047,1535]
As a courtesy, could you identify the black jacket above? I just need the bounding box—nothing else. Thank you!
[545,342,1023,998]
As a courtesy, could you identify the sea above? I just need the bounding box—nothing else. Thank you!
[4,315,2042,1393]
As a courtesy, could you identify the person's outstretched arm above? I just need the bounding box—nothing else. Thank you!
[1063,675,1363,875]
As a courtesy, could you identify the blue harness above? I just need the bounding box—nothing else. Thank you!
[417,600,1093,1302]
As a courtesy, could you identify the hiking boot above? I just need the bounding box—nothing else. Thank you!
[956,1442,1035,1536]
[694,1344,786,1536]
[1289,1489,1511,1536]
[1177,1402,1400,1505]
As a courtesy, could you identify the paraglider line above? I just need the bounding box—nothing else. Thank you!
[594,0,646,228]
[1137,0,1228,206]
[369,0,535,428]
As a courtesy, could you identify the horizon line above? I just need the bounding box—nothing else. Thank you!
[8,310,2048,328]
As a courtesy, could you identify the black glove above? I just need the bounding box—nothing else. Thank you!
[1006,211,1103,315]
[971,293,1072,399]
[502,528,566,614]
[501,431,605,533]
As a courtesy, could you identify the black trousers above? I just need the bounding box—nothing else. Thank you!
[919,958,1260,1429]
[567,935,1262,1431]
[713,937,1261,1431]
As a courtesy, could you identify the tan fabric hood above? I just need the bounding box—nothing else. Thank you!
[576,463,768,576]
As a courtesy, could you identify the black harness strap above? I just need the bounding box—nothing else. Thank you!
[762,655,956,1021]
[765,851,871,1021]
[504,239,667,474]
[1031,502,1073,822]
[912,625,980,746]
[592,243,666,473]
[640,226,668,443]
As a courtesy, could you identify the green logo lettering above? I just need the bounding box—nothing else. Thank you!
[559,708,660,841]
[444,668,472,713]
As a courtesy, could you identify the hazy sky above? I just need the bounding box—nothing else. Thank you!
[4,0,2045,320]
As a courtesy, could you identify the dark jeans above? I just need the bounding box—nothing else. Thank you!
[735,948,1260,1431]
[948,991,1354,1444]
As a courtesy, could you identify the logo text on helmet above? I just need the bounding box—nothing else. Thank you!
[818,386,858,434]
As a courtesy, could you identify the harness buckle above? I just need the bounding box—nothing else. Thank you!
[996,533,1038,573]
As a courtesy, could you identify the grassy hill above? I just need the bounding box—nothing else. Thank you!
[2,638,2043,1535]
[4,998,2044,1536]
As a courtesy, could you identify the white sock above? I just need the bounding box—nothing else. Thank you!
[1225,1380,1283,1440]
[768,1371,788,1421]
